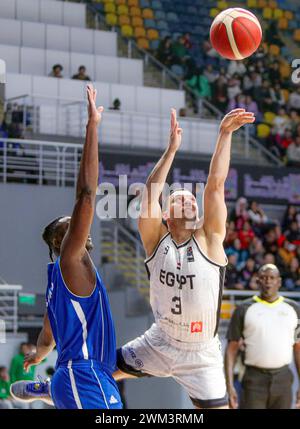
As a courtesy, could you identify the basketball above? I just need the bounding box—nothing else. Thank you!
[210,8,262,60]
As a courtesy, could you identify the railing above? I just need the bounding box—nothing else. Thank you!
[0,285,23,334]
[99,219,149,292]
[0,138,80,186]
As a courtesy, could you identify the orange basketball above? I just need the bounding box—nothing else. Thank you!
[210,8,262,60]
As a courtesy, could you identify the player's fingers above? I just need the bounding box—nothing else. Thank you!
[229,108,246,114]
[170,108,176,129]
[97,106,104,113]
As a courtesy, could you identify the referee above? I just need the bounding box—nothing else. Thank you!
[225,264,300,409]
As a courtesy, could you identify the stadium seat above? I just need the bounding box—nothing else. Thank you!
[116,0,127,5]
[187,6,198,15]
[152,1,163,10]
[150,39,160,50]
[106,13,118,26]
[294,29,300,42]
[119,15,131,26]
[284,11,293,20]
[117,4,129,15]
[140,0,151,8]
[289,20,298,30]
[257,0,267,7]
[166,12,179,22]
[281,88,290,102]
[220,301,235,320]
[134,26,146,38]
[257,124,271,138]
[147,29,159,40]
[264,111,276,125]
[273,8,283,19]
[142,8,154,19]
[171,64,184,78]
[217,1,228,9]
[268,0,278,8]
[129,7,142,17]
[156,20,169,31]
[262,7,273,19]
[269,44,280,55]
[132,16,144,27]
[121,24,134,37]
[247,0,257,7]
[210,8,220,18]
[104,2,116,13]
[137,37,150,49]
[144,19,157,29]
[128,0,139,7]
[155,10,166,20]
[102,0,115,3]
[278,17,288,29]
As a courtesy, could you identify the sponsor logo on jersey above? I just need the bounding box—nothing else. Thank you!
[135,359,144,368]
[128,348,137,360]
[109,395,118,404]
[191,321,203,333]
[187,246,194,262]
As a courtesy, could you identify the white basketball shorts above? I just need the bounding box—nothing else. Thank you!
[117,323,228,408]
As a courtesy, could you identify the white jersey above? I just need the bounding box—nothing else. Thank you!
[145,232,227,343]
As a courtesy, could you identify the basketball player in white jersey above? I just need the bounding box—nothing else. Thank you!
[115,108,255,408]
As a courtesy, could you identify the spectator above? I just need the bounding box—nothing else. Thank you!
[0,367,12,409]
[259,80,275,112]
[238,221,255,250]
[267,61,282,85]
[289,109,300,135]
[225,221,238,247]
[278,240,296,267]
[49,64,63,78]
[225,254,244,290]
[288,87,300,114]
[212,76,228,112]
[171,36,190,66]
[227,60,247,77]
[231,197,249,230]
[182,32,192,50]
[156,36,173,66]
[226,238,249,270]
[284,257,300,291]
[282,205,298,230]
[263,252,276,265]
[10,343,36,384]
[228,94,246,112]
[249,237,265,266]
[263,228,279,255]
[203,64,219,84]
[285,220,300,245]
[287,136,300,167]
[72,66,91,81]
[272,107,290,137]
[227,75,242,101]
[238,258,257,289]
[270,82,286,111]
[248,201,268,234]
[109,98,121,111]
[186,67,211,99]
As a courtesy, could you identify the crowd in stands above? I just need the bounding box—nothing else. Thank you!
[224,198,300,291]
[155,21,300,166]
[49,64,92,81]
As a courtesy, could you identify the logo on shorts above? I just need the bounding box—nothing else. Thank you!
[187,246,194,262]
[191,321,203,333]
[128,348,137,360]
[135,359,144,368]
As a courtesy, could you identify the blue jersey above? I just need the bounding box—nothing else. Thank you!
[46,257,117,372]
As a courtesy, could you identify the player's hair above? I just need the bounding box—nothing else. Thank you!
[258,264,280,276]
[42,216,67,262]
[0,366,6,373]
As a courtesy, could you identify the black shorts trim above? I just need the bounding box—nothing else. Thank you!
[190,395,228,409]
[116,348,153,378]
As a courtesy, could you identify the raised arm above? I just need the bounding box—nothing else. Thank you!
[202,109,255,241]
[138,109,182,256]
[61,85,103,262]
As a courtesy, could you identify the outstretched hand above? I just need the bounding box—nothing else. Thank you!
[220,108,255,134]
[23,352,43,373]
[169,108,183,152]
[87,84,104,126]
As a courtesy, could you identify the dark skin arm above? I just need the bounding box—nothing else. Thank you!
[294,342,300,409]
[60,85,103,297]
[225,340,240,409]
[23,312,55,372]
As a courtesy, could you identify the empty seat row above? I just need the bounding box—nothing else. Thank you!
[6,73,186,116]
[0,0,86,28]
[0,44,143,86]
[0,18,117,57]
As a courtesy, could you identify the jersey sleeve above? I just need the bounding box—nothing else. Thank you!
[285,299,300,343]
[226,303,248,341]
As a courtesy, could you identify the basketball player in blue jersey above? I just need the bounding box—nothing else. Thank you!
[114,108,255,409]
[10,85,122,409]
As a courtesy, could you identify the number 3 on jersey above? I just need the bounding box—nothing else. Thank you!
[171,296,182,315]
